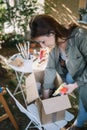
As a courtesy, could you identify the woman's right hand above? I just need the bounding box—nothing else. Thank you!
[42,89,50,99]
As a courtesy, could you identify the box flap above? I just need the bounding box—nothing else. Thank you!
[34,70,44,84]
[42,95,71,114]
[26,73,39,103]
[54,72,63,88]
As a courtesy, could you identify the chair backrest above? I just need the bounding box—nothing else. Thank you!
[6,88,41,128]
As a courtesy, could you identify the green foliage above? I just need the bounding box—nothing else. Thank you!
[3,0,38,33]
[8,79,17,88]
[0,0,39,47]
[0,33,25,47]
[78,8,87,15]
[0,1,7,32]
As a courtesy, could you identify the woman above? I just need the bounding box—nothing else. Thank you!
[29,14,87,130]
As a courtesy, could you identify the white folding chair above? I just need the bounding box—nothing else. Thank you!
[6,87,42,130]
[6,88,74,130]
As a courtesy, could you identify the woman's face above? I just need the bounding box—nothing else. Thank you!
[33,33,55,48]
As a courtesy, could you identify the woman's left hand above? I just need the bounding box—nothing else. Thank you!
[64,82,78,94]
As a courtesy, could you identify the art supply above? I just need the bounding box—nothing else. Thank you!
[39,49,44,60]
[16,41,30,59]
[52,83,68,96]
[59,87,68,95]
[0,87,2,92]
[39,48,49,60]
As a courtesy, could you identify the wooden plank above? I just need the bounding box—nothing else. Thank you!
[79,0,86,8]
[0,114,8,121]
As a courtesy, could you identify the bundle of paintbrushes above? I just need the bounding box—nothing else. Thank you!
[16,41,30,60]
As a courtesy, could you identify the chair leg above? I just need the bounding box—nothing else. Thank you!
[42,127,46,130]
[0,93,19,130]
[25,121,32,130]
[25,121,44,130]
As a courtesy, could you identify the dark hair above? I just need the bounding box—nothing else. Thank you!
[29,14,77,42]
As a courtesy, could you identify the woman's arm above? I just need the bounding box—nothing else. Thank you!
[43,48,58,90]
[43,48,58,98]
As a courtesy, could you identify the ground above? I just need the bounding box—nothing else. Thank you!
[0,0,87,130]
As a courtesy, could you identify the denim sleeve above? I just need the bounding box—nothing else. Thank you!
[43,50,57,90]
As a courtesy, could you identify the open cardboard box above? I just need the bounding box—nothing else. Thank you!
[25,71,71,124]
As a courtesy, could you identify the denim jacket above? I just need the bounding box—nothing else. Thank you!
[43,27,87,111]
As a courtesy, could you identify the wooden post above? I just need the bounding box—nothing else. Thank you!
[79,0,87,8]
[0,91,19,130]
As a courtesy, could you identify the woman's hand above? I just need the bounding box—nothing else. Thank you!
[42,89,50,99]
[64,82,78,94]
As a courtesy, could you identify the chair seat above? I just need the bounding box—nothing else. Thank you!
[65,110,74,121]
[27,103,41,122]
[27,103,74,130]
[55,119,67,128]
[43,111,74,130]
[43,122,60,130]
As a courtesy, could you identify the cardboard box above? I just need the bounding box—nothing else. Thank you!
[25,71,71,124]
[35,96,70,124]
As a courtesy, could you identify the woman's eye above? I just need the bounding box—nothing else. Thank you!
[42,41,45,44]
[39,41,45,44]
